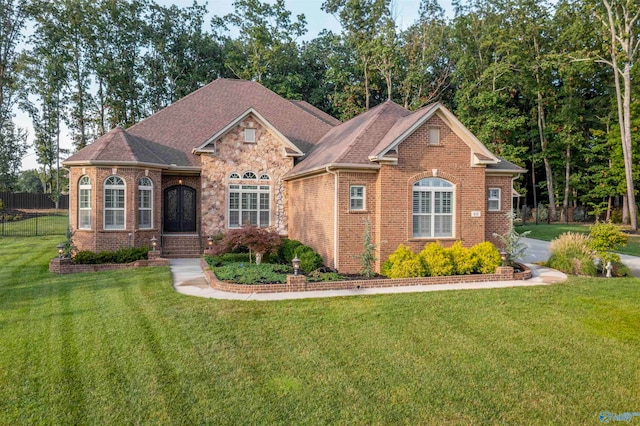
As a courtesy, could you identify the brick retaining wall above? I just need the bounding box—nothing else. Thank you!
[201,258,532,294]
[50,257,170,274]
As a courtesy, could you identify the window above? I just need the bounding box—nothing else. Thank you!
[412,177,454,238]
[229,184,270,228]
[242,171,257,180]
[78,176,91,229]
[244,128,256,143]
[488,188,501,212]
[138,177,153,229]
[260,174,270,180]
[429,128,440,145]
[104,176,125,229]
[229,173,240,179]
[350,185,365,211]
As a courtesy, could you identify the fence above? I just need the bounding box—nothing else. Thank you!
[0,210,68,236]
[0,192,69,210]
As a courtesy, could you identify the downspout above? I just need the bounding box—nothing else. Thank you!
[326,166,339,270]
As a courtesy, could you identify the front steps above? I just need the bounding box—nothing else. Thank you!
[161,234,202,258]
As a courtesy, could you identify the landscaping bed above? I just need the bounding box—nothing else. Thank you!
[201,258,530,294]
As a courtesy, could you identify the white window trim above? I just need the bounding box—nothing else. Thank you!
[78,176,91,230]
[138,177,153,229]
[244,128,256,143]
[104,176,126,230]
[350,185,366,211]
[488,188,501,212]
[412,178,455,238]
[228,184,271,228]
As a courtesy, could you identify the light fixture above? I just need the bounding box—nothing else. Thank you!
[207,236,213,248]
[151,236,157,251]
[500,250,507,267]
[57,243,64,259]
[292,256,300,276]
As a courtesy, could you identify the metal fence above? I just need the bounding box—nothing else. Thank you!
[0,210,68,236]
[0,192,69,210]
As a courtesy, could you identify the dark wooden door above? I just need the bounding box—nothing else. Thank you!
[164,185,196,232]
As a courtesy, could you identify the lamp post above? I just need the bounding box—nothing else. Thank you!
[57,243,64,259]
[292,256,300,276]
[499,250,507,267]
[150,236,157,251]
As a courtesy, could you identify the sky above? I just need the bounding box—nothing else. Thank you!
[18,0,455,171]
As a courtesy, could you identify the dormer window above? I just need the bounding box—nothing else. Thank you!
[244,128,256,143]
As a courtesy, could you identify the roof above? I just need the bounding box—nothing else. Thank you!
[486,157,527,173]
[64,79,337,168]
[286,100,509,179]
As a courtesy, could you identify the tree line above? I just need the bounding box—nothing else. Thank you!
[1,0,638,228]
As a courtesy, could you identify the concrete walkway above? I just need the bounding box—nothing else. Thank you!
[169,257,567,301]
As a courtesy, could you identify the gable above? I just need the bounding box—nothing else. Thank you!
[193,109,304,158]
[370,103,499,167]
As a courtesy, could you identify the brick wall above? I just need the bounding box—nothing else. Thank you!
[287,173,336,268]
[69,166,164,253]
[485,174,514,246]
[373,115,487,271]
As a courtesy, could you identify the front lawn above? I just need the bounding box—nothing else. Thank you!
[517,223,640,256]
[1,236,639,424]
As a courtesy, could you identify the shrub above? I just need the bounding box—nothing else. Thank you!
[277,239,304,264]
[307,272,346,282]
[470,242,501,274]
[419,242,454,276]
[354,218,378,278]
[535,203,548,222]
[73,247,149,264]
[382,244,425,278]
[588,221,627,256]
[547,232,596,276]
[296,245,323,273]
[448,241,475,275]
[205,253,251,268]
[213,262,290,284]
[212,226,283,264]
[493,211,530,266]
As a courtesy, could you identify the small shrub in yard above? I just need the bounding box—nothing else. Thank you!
[470,242,501,274]
[205,253,251,268]
[547,232,597,276]
[382,244,425,278]
[589,221,627,261]
[307,271,345,282]
[296,245,323,273]
[213,262,291,284]
[277,239,304,264]
[448,241,475,275]
[419,242,454,276]
[73,247,149,264]
[212,226,283,264]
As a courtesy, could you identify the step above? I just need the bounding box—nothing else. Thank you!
[161,235,202,258]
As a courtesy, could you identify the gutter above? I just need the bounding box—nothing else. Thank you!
[326,166,339,271]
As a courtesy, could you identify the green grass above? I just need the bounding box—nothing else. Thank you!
[0,213,68,236]
[517,223,640,256]
[2,236,640,424]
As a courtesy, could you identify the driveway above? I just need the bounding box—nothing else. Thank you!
[521,237,640,278]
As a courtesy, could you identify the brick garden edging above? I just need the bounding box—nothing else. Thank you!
[49,251,169,274]
[200,258,532,294]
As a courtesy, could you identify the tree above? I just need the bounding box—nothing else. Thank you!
[0,0,28,191]
[592,0,640,231]
[322,0,392,110]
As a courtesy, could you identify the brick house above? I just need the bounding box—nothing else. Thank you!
[63,78,524,273]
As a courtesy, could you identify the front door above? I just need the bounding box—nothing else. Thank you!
[164,185,196,232]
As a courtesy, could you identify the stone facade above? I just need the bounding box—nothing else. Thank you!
[200,114,294,236]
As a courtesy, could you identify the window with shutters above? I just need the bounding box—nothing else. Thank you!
[412,177,454,238]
